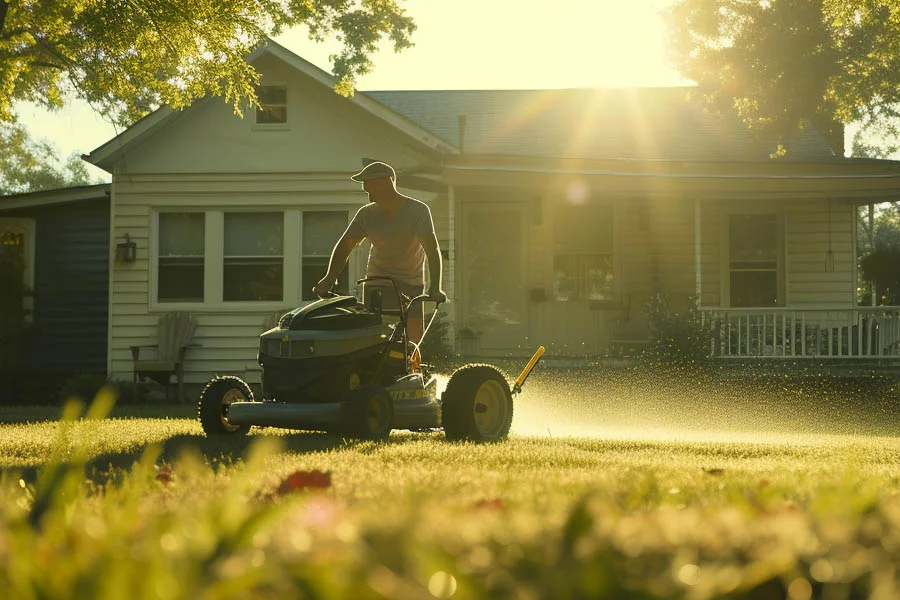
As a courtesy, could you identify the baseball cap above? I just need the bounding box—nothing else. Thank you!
[350,161,396,182]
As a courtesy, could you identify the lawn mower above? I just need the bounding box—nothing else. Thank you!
[197,276,544,442]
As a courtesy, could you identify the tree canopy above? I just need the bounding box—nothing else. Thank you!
[0,0,415,126]
[664,0,900,154]
[0,121,101,194]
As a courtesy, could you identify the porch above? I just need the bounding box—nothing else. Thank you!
[700,307,900,360]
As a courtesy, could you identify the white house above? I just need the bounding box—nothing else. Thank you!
[84,39,900,397]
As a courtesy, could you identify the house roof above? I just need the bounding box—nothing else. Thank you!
[0,183,111,211]
[364,87,840,162]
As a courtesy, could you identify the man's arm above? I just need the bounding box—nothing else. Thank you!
[421,232,447,303]
[313,233,363,298]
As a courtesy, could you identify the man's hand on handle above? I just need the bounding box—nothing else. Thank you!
[313,277,334,299]
[428,287,448,304]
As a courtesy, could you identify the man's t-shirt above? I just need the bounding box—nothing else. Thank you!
[345,197,435,287]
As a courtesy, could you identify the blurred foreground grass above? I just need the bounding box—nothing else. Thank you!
[3,384,900,599]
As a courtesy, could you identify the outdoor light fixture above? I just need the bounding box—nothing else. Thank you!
[116,233,137,263]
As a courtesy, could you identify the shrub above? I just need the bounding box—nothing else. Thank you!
[58,373,120,404]
[644,293,714,367]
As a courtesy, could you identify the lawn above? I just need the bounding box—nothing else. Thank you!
[2,365,900,599]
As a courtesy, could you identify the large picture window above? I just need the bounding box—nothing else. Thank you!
[553,203,614,301]
[224,212,283,302]
[158,212,204,302]
[301,211,348,301]
[729,214,778,307]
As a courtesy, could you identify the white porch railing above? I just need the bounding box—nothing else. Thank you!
[699,307,900,359]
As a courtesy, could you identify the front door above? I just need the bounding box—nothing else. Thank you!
[460,202,528,354]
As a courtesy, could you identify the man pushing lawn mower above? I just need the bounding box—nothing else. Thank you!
[196,161,544,442]
[313,160,447,367]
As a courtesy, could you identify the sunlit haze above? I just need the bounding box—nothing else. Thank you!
[15,0,687,179]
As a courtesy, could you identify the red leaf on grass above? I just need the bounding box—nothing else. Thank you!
[276,470,332,496]
[475,498,505,511]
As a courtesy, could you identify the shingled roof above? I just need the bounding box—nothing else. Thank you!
[364,87,839,162]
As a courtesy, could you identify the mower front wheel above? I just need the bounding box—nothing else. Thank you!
[441,364,513,442]
[198,375,253,436]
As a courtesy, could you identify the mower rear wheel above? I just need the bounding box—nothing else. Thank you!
[198,375,253,436]
[441,364,513,442]
[346,385,393,440]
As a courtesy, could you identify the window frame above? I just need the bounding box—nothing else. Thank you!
[721,210,786,307]
[150,207,355,312]
[550,200,618,303]
[253,84,289,129]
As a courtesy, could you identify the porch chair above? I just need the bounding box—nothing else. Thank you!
[130,312,199,403]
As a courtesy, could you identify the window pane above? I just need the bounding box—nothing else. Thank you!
[224,213,283,256]
[302,258,348,301]
[731,271,777,307]
[303,211,347,255]
[158,212,204,302]
[554,254,614,301]
[730,214,776,265]
[159,258,204,302]
[224,257,284,301]
[159,213,204,256]
[256,86,287,124]
[554,204,613,253]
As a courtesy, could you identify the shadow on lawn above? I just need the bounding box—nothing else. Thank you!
[8,430,381,486]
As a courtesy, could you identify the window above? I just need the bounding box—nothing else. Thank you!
[256,85,287,124]
[224,212,283,302]
[729,214,778,307]
[553,203,614,301]
[302,211,348,301]
[158,213,205,302]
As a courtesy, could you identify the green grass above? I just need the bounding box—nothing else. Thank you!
[3,370,900,599]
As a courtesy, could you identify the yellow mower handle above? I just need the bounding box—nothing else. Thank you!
[512,345,545,395]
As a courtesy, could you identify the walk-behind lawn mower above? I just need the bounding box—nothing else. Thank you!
[198,276,544,442]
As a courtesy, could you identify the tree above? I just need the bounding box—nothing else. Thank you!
[0,1,415,127]
[0,121,100,194]
[664,0,900,154]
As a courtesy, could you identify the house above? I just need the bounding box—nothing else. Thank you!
[0,184,110,401]
[80,39,900,399]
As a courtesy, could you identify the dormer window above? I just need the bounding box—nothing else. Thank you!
[256,85,287,124]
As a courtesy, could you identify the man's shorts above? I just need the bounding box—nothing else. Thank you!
[362,280,426,318]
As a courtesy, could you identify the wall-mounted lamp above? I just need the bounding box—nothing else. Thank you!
[116,233,137,263]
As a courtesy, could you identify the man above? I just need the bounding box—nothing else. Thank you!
[312,161,447,347]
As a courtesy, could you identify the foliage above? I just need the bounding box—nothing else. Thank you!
[644,293,714,366]
[0,0,416,127]
[859,242,900,305]
[4,386,900,598]
[664,0,900,154]
[0,121,97,194]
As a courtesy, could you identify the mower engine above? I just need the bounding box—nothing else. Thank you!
[257,295,400,402]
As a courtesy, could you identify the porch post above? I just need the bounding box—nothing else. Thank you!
[694,198,702,303]
[447,184,457,353]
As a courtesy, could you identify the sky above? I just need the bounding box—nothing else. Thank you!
[16,0,689,181]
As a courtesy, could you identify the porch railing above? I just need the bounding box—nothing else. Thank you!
[699,307,900,359]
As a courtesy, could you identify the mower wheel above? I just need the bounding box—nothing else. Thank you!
[345,385,393,440]
[441,364,513,442]
[198,375,253,436]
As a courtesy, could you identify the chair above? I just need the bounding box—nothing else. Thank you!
[130,312,198,403]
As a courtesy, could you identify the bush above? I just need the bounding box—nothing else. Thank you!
[644,293,714,367]
[58,374,122,404]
